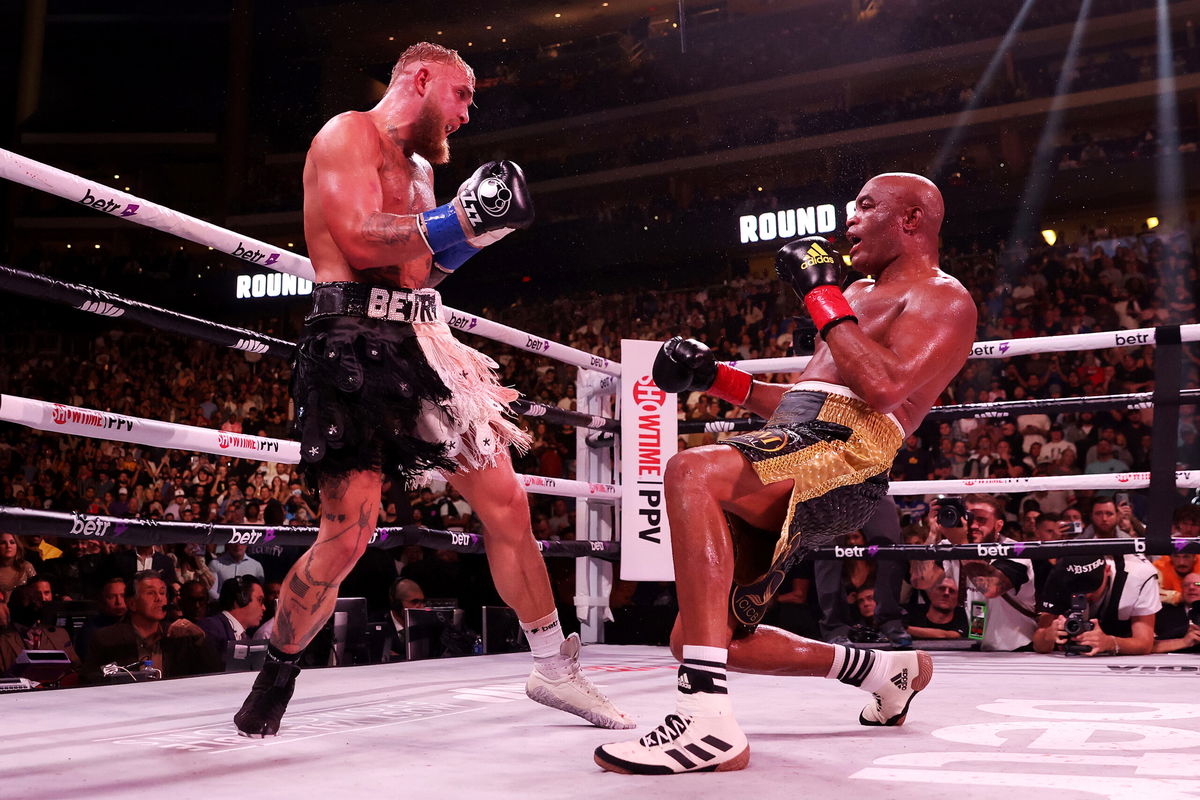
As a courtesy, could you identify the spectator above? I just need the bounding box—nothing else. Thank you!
[0,587,25,674]
[379,577,428,662]
[0,531,37,593]
[1153,571,1200,654]
[906,576,968,640]
[209,544,266,600]
[198,575,266,663]
[107,545,178,587]
[1082,497,1138,539]
[9,577,80,668]
[177,579,211,623]
[1033,554,1161,656]
[912,494,1036,651]
[82,571,220,682]
[1153,551,1200,605]
[74,577,127,659]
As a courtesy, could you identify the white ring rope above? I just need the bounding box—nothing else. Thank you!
[890,471,1200,496]
[0,147,620,378]
[0,394,620,501]
[729,327,1200,375]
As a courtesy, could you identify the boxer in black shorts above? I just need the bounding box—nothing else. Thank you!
[235,42,631,738]
[596,174,977,775]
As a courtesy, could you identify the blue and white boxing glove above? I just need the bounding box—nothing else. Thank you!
[420,160,534,274]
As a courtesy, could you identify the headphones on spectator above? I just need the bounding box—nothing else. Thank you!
[220,574,260,611]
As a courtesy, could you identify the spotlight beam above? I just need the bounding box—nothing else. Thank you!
[929,0,1038,181]
[1007,0,1095,256]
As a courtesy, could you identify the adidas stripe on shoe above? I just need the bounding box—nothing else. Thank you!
[594,712,750,775]
[858,650,934,727]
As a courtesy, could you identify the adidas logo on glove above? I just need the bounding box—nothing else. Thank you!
[801,241,836,268]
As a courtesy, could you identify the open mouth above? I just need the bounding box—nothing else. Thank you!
[847,233,862,256]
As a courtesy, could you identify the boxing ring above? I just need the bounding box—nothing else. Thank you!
[6,647,1200,799]
[2,149,1200,797]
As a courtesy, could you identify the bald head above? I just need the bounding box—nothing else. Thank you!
[870,173,944,237]
[847,172,945,275]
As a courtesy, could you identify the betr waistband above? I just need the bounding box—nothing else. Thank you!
[307,282,442,324]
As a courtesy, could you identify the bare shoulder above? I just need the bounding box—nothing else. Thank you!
[917,270,975,316]
[411,152,435,180]
[309,111,381,161]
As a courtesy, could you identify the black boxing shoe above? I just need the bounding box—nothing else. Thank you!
[234,660,301,737]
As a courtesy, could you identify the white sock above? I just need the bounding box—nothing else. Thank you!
[676,645,732,717]
[521,610,565,659]
[826,644,891,692]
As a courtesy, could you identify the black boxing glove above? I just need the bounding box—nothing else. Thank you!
[652,336,753,406]
[776,236,858,337]
[419,160,534,257]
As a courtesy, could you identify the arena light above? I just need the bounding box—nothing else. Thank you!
[1041,230,1058,246]
[1146,216,1161,230]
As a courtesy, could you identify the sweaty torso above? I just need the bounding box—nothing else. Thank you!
[302,112,436,288]
[797,274,961,434]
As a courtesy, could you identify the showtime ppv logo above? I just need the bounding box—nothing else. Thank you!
[51,404,135,432]
[217,432,281,453]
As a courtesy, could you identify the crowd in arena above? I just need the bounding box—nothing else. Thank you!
[1,219,1198,684]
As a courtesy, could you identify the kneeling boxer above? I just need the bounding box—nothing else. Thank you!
[595,173,976,774]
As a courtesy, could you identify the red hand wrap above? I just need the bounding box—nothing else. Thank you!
[804,285,858,337]
[709,363,753,406]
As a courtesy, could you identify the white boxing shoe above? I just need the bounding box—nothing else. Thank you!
[526,633,636,729]
[858,649,934,726]
[594,711,750,775]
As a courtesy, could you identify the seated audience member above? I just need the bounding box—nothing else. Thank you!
[910,495,1037,651]
[1084,496,1137,542]
[1153,552,1199,605]
[82,571,220,682]
[1154,571,1200,654]
[1033,555,1161,656]
[9,577,80,667]
[0,587,25,674]
[178,579,211,622]
[378,578,428,662]
[198,575,266,662]
[74,577,127,659]
[209,544,265,600]
[0,531,37,593]
[907,576,969,639]
[108,545,178,587]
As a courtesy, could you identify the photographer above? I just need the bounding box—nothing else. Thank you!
[1032,555,1161,656]
[909,494,1037,651]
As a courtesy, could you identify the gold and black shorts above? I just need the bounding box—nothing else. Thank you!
[719,382,903,630]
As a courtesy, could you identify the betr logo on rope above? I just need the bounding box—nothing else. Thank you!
[79,188,138,217]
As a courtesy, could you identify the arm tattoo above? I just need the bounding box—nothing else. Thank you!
[363,212,418,247]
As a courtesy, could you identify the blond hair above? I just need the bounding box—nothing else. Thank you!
[389,42,474,90]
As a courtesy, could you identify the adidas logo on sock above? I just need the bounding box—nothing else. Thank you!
[890,669,909,691]
[677,673,692,691]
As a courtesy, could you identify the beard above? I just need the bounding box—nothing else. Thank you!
[411,100,450,165]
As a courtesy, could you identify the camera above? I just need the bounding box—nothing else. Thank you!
[935,496,972,529]
[1063,593,1094,655]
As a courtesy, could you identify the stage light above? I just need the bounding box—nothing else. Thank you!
[842,255,852,266]
[1041,230,1057,246]
[1146,217,1160,230]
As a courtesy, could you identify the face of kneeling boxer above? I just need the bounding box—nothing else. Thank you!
[845,173,944,276]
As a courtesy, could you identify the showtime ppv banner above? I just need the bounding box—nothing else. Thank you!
[619,340,678,581]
